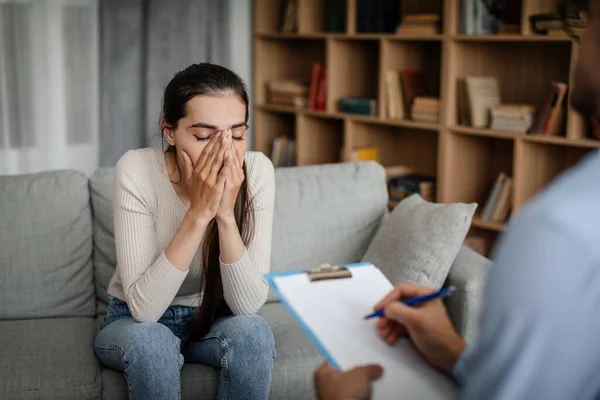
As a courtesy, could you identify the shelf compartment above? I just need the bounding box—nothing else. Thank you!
[346,121,438,175]
[327,39,379,114]
[381,39,442,122]
[446,40,572,128]
[442,132,514,211]
[513,140,596,209]
[253,109,296,159]
[296,115,344,166]
[254,38,325,105]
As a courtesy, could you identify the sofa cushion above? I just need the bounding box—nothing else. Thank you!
[0,317,102,400]
[89,168,116,315]
[269,161,388,300]
[362,194,477,290]
[100,303,321,400]
[0,170,95,319]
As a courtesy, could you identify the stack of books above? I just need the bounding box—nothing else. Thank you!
[266,80,308,108]
[480,172,512,223]
[338,97,377,116]
[388,174,436,209]
[396,14,440,35]
[411,96,440,124]
[529,11,587,37]
[489,104,536,133]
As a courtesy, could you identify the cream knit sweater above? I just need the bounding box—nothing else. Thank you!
[106,147,275,323]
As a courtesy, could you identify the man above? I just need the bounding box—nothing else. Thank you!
[314,1,600,398]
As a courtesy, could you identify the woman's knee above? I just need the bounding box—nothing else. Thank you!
[225,315,275,363]
[95,319,182,371]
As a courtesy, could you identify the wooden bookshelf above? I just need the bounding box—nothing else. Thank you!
[252,0,598,256]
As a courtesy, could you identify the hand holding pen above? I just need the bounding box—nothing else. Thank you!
[370,282,466,375]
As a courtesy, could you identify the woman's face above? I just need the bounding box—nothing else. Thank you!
[164,92,248,166]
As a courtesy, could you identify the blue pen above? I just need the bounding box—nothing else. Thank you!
[364,285,456,320]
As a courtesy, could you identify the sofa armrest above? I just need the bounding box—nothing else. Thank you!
[445,246,491,345]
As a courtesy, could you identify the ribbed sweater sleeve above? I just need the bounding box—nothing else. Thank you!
[112,151,188,322]
[220,152,275,315]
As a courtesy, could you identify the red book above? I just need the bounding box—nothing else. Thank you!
[307,64,323,110]
[315,68,327,111]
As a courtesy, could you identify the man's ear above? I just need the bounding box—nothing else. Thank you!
[162,120,176,146]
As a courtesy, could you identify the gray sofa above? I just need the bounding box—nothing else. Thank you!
[0,160,490,400]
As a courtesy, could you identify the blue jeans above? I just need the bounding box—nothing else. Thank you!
[94,296,275,400]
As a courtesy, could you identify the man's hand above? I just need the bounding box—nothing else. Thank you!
[314,362,383,400]
[375,282,466,375]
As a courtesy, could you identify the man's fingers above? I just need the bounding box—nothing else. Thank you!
[383,302,421,329]
[347,364,384,381]
[374,283,436,310]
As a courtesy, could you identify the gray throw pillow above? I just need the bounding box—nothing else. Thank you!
[361,194,477,289]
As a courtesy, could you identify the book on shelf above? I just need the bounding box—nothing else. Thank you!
[388,174,437,210]
[384,70,405,120]
[489,104,536,133]
[356,0,400,33]
[460,0,504,35]
[401,69,427,119]
[411,96,440,124]
[270,136,295,168]
[326,0,346,33]
[480,172,512,223]
[339,97,377,116]
[266,80,308,108]
[457,76,500,128]
[395,13,441,35]
[307,64,327,111]
[280,0,298,33]
[527,82,568,136]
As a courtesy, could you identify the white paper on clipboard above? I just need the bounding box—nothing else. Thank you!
[269,263,459,400]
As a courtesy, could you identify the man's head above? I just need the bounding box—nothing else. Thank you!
[571,0,600,119]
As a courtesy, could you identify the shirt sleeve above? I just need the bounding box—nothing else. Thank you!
[219,153,275,315]
[113,152,188,323]
[456,211,600,400]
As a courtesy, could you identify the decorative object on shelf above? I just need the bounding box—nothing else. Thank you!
[270,136,295,168]
[529,11,587,36]
[280,0,298,33]
[266,80,308,108]
[395,13,441,35]
[411,97,440,124]
[457,76,500,128]
[348,147,380,162]
[461,0,505,35]
[338,97,377,116]
[480,172,512,223]
[527,82,568,136]
[489,104,536,133]
[356,0,400,33]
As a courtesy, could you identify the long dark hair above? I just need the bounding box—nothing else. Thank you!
[161,63,255,339]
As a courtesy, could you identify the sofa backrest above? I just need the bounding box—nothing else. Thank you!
[89,160,389,308]
[0,170,96,319]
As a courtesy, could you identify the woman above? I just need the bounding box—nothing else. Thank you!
[94,63,276,400]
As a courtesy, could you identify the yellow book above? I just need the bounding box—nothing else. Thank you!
[350,147,380,162]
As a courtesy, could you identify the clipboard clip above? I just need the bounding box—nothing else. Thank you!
[307,263,352,282]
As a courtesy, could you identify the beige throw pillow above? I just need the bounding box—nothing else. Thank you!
[362,194,477,289]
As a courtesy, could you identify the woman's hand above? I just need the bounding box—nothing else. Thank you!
[216,131,245,223]
[314,362,383,400]
[180,131,228,223]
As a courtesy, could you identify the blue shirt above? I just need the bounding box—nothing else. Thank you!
[453,149,600,399]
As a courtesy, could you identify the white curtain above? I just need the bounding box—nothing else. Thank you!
[0,0,99,176]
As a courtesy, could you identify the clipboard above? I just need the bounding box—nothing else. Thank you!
[265,262,459,400]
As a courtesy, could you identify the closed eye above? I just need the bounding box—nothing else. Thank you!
[193,135,210,142]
